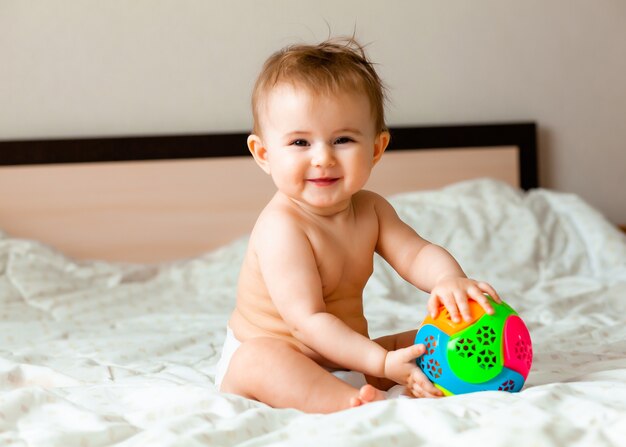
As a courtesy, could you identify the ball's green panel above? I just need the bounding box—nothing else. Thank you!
[497,298,518,317]
[446,299,516,384]
[485,295,518,316]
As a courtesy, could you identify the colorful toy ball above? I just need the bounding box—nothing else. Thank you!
[414,295,532,396]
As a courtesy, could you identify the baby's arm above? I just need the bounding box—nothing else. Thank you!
[373,194,500,322]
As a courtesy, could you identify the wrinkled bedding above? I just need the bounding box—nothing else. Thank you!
[1,179,625,446]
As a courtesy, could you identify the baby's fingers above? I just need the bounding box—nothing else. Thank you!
[478,282,501,303]
[429,291,462,323]
[427,294,442,319]
[468,286,495,315]
[454,290,472,321]
[398,343,426,363]
[408,368,443,398]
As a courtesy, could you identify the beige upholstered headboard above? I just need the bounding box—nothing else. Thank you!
[0,123,537,263]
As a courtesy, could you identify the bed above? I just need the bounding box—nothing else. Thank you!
[1,123,625,446]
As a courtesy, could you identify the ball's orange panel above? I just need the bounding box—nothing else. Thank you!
[421,300,486,336]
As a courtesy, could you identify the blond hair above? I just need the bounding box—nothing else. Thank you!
[251,37,387,135]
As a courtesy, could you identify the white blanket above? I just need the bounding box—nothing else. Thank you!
[1,179,625,446]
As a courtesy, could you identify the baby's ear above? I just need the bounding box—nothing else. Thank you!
[248,134,271,174]
[372,130,390,166]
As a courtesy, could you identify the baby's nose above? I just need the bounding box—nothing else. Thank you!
[311,144,335,167]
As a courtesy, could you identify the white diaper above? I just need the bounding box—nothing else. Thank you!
[214,326,406,398]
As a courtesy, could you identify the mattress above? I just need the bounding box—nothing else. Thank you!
[1,179,625,446]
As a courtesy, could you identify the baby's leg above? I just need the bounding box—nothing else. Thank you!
[220,337,386,413]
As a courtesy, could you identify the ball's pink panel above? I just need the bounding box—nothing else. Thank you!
[503,315,533,379]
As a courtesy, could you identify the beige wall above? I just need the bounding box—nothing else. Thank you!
[1,0,625,224]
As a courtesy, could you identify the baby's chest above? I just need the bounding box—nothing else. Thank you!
[313,230,377,295]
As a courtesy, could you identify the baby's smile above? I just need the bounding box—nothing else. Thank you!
[307,177,341,186]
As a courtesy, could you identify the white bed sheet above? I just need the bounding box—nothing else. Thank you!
[1,179,625,446]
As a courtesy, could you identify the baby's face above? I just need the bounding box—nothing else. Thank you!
[253,83,388,214]
[251,84,389,215]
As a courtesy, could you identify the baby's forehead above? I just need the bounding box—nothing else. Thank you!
[258,85,374,130]
[253,79,382,138]
[260,81,371,113]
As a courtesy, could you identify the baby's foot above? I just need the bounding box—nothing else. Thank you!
[349,384,387,408]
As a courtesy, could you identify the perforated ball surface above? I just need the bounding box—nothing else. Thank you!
[414,296,532,396]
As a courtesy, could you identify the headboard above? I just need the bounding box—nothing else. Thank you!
[0,122,537,263]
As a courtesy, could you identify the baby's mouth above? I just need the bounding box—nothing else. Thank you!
[307,177,340,186]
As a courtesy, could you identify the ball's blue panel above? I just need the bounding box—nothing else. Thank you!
[415,324,449,383]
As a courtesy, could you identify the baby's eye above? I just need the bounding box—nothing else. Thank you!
[290,139,309,147]
[334,137,354,145]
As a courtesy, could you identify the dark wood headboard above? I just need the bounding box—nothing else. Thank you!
[0,122,538,189]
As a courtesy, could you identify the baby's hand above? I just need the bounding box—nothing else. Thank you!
[383,344,443,398]
[428,277,500,323]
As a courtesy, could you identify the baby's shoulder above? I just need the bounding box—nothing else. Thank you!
[251,197,305,238]
[355,189,384,199]
[353,189,391,211]
[353,190,402,224]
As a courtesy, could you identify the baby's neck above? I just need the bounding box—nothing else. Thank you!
[283,194,355,220]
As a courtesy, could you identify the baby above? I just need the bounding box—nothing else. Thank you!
[215,38,500,413]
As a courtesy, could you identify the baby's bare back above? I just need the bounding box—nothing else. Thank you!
[229,191,380,367]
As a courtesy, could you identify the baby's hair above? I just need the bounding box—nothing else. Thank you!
[251,37,387,135]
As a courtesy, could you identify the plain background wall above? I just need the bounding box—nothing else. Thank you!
[1,0,625,224]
